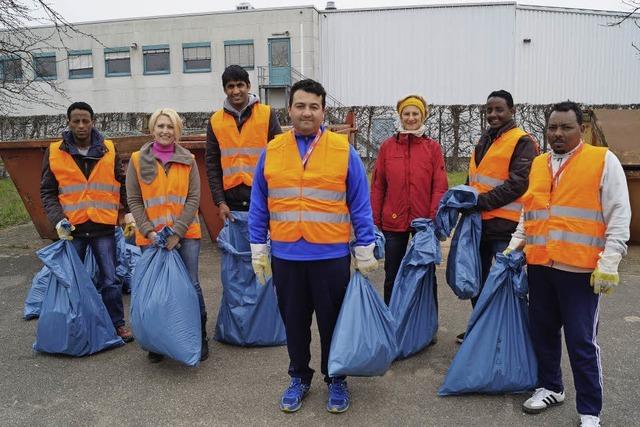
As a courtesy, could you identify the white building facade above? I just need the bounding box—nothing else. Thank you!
[4,2,639,116]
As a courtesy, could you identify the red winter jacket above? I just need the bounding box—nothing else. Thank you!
[371,133,448,232]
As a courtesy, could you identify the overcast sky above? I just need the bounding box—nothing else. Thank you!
[44,0,634,23]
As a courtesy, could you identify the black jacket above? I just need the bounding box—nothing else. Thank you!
[470,120,538,241]
[40,128,128,238]
[205,102,281,211]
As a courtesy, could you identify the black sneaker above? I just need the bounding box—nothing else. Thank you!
[148,352,164,363]
[456,332,465,344]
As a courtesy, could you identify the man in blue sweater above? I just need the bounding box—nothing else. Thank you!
[249,79,377,414]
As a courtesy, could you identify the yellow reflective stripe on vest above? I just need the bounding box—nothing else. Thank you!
[220,147,265,156]
[269,187,346,202]
[524,209,549,221]
[143,195,187,209]
[526,235,547,245]
[549,206,604,222]
[63,200,120,212]
[502,202,523,212]
[223,165,256,176]
[59,182,119,195]
[270,211,351,223]
[548,230,605,248]
[469,173,504,188]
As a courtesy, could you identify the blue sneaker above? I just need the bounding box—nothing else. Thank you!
[326,379,350,413]
[279,378,310,413]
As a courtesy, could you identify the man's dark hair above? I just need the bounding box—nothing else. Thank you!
[289,79,326,108]
[550,101,583,125]
[67,102,94,120]
[487,90,514,108]
[222,65,250,88]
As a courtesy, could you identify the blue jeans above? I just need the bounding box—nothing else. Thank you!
[71,234,124,327]
[142,238,206,317]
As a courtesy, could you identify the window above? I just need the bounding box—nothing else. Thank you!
[183,42,211,73]
[33,53,57,80]
[0,56,23,82]
[104,48,131,77]
[143,45,170,75]
[224,40,254,69]
[68,50,93,79]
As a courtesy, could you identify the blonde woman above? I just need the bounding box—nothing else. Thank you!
[126,108,208,363]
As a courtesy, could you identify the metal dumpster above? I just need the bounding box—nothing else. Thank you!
[590,109,640,244]
[0,124,356,241]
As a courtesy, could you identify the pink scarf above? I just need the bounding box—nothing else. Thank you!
[152,141,175,164]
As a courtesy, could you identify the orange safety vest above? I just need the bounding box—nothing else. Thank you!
[130,151,201,246]
[264,130,351,244]
[523,144,607,269]
[469,127,529,222]
[211,103,270,190]
[49,139,120,226]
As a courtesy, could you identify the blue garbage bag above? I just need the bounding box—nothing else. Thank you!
[438,251,537,395]
[435,185,482,299]
[215,211,286,346]
[23,266,52,320]
[389,218,440,359]
[328,271,398,377]
[24,246,100,320]
[115,227,141,291]
[33,240,124,355]
[373,226,385,260]
[130,228,202,366]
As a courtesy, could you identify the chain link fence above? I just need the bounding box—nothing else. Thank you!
[2,104,638,172]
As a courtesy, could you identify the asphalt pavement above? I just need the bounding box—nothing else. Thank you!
[0,223,638,426]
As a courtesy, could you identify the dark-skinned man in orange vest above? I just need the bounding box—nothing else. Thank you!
[458,89,538,343]
[40,101,134,343]
[506,101,630,427]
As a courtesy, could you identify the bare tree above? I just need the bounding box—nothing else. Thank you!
[0,0,98,116]
[607,1,640,55]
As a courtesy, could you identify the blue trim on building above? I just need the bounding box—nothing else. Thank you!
[224,39,254,46]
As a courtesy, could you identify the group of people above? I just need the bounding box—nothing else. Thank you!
[39,64,630,426]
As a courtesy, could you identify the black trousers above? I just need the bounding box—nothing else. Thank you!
[383,230,438,309]
[271,255,350,384]
[471,239,509,307]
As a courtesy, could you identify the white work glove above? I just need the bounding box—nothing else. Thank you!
[353,242,378,275]
[504,236,525,256]
[55,218,75,240]
[591,252,622,295]
[250,243,272,286]
[123,213,136,239]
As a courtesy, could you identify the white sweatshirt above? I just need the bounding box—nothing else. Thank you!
[508,142,631,273]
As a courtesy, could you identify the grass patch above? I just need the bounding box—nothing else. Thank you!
[447,171,468,187]
[0,178,30,229]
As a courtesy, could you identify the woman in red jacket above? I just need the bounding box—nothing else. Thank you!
[371,94,448,305]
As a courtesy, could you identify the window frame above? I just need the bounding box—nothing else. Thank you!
[224,39,255,69]
[0,55,24,82]
[67,49,94,79]
[143,44,171,75]
[33,52,57,81]
[182,42,211,74]
[104,47,131,77]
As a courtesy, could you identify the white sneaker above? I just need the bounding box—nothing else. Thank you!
[579,415,601,427]
[522,387,565,414]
